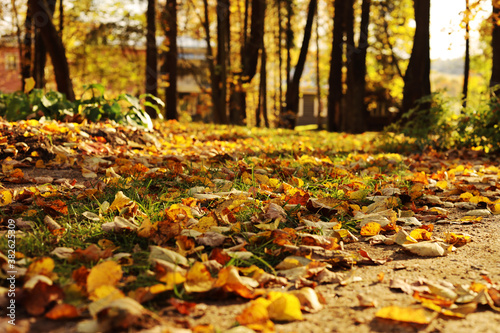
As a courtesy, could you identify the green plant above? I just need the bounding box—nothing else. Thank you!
[382,92,460,151]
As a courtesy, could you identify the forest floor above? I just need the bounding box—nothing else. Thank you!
[0,119,499,333]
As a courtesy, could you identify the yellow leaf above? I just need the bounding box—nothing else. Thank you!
[459,192,474,201]
[184,262,215,293]
[109,191,133,212]
[409,229,433,241]
[0,190,13,206]
[375,305,437,324]
[192,215,218,232]
[87,261,123,295]
[89,285,124,301]
[26,257,56,280]
[435,180,448,190]
[360,222,381,236]
[267,293,303,322]
[24,77,35,93]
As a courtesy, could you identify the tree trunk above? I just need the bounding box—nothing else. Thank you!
[214,0,229,124]
[490,0,500,95]
[315,3,322,130]
[165,0,178,120]
[28,0,75,101]
[462,0,470,109]
[231,0,266,125]
[344,0,371,133]
[10,0,24,90]
[282,0,317,129]
[22,3,33,92]
[401,0,431,116]
[202,0,222,123]
[59,0,64,34]
[255,48,268,127]
[146,0,158,118]
[327,0,346,132]
[277,0,283,119]
[33,0,56,89]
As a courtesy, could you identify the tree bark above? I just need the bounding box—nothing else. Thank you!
[164,0,178,120]
[327,0,346,132]
[282,0,317,129]
[401,0,431,116]
[344,0,371,133]
[28,0,75,101]
[34,0,56,89]
[315,3,322,129]
[214,0,229,124]
[490,0,500,95]
[462,0,470,109]
[231,0,266,125]
[146,0,158,118]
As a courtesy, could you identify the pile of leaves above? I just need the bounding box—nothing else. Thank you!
[0,118,499,332]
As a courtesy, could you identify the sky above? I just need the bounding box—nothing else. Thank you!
[430,0,490,60]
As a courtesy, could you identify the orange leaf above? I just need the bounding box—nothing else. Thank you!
[45,303,80,320]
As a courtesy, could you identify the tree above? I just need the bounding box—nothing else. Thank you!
[491,0,500,95]
[230,0,266,125]
[146,0,158,118]
[213,0,230,124]
[462,0,471,108]
[34,0,57,89]
[282,0,317,129]
[28,0,75,101]
[344,0,371,133]
[327,0,347,132]
[401,0,431,116]
[163,0,178,120]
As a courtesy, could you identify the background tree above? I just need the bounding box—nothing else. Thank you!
[491,0,500,95]
[463,0,471,108]
[344,0,371,133]
[327,0,347,132]
[401,0,431,116]
[163,0,178,120]
[28,0,74,100]
[282,0,317,129]
[146,0,158,118]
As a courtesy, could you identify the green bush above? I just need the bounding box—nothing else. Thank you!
[382,92,460,151]
[0,83,164,129]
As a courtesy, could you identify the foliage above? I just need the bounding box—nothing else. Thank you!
[0,84,164,129]
[457,87,500,152]
[382,92,460,151]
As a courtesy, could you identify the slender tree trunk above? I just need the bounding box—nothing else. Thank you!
[277,0,283,118]
[28,0,75,101]
[490,0,500,95]
[261,47,269,127]
[462,0,470,109]
[214,0,229,124]
[231,0,265,125]
[283,0,317,129]
[285,0,292,85]
[202,0,221,123]
[327,0,345,132]
[165,0,178,120]
[401,0,431,116]
[344,0,371,133]
[315,3,322,129]
[22,3,33,92]
[255,47,269,127]
[146,0,158,118]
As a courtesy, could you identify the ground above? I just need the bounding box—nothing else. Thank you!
[0,119,499,333]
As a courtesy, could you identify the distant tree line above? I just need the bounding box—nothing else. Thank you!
[6,0,500,132]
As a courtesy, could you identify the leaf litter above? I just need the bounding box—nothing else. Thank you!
[0,119,500,332]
